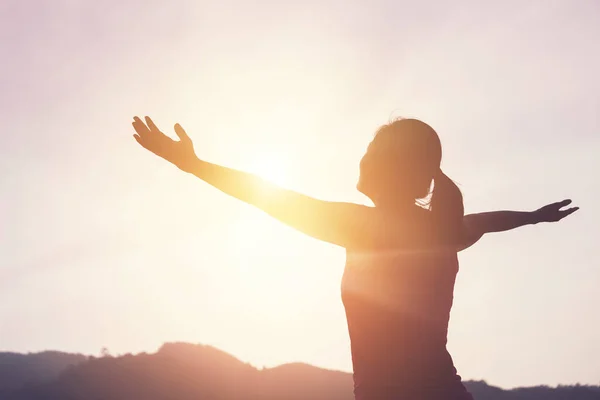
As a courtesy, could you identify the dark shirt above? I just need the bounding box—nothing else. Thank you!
[342,246,473,400]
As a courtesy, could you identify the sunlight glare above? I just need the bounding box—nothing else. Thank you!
[250,154,288,186]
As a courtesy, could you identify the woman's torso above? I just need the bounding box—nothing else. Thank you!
[341,211,472,400]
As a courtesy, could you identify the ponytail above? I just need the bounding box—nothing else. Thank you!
[430,170,464,245]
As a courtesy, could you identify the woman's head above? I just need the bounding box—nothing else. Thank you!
[357,118,464,237]
[358,119,441,205]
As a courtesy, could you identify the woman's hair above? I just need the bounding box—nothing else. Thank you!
[430,170,464,243]
[359,118,464,242]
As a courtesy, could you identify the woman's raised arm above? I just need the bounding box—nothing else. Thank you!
[187,157,372,247]
[132,116,417,249]
[458,200,579,251]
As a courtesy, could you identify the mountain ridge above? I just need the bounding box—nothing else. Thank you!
[2,343,599,399]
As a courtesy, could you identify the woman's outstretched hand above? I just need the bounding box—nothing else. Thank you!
[132,116,197,173]
[534,199,579,223]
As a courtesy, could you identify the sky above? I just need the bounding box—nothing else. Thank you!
[1,0,599,389]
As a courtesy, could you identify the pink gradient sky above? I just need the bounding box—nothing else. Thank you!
[1,0,599,389]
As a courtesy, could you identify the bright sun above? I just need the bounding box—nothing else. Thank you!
[250,155,288,186]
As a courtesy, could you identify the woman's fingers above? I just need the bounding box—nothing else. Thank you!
[174,123,191,142]
[132,118,192,166]
[133,134,146,147]
[537,199,578,222]
[132,117,151,138]
[145,116,161,134]
[560,207,579,219]
[556,199,572,209]
[547,199,571,211]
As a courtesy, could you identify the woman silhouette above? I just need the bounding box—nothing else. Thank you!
[132,116,578,400]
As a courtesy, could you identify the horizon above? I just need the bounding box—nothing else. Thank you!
[2,0,599,390]
[3,341,599,390]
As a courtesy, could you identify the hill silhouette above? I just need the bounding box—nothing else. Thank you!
[2,343,599,400]
[0,351,87,398]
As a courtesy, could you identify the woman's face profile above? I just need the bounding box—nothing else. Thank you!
[357,134,438,204]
